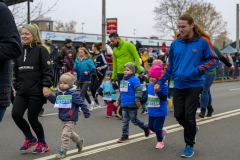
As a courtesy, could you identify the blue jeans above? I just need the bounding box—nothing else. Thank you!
[148,116,165,142]
[0,107,7,123]
[122,108,146,135]
[200,74,215,108]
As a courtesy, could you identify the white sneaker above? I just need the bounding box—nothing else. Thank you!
[94,103,101,108]
[89,102,94,111]
[196,108,201,114]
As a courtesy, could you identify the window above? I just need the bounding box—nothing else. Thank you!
[34,22,39,27]
[46,22,50,31]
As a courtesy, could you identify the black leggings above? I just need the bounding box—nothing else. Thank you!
[90,75,103,104]
[12,94,45,139]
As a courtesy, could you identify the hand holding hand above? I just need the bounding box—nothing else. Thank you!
[73,72,77,76]
[43,87,51,97]
[97,67,101,71]
[136,101,141,107]
[116,103,120,107]
[110,79,115,84]
[95,92,98,97]
[84,71,88,75]
[154,84,160,93]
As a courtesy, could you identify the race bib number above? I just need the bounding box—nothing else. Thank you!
[141,84,146,91]
[148,94,160,108]
[54,95,72,108]
[120,81,128,92]
[169,80,174,88]
[103,92,112,101]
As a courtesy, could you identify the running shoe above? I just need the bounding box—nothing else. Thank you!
[32,142,49,154]
[94,103,101,108]
[196,108,201,114]
[56,151,66,159]
[20,136,38,152]
[117,135,129,143]
[76,139,84,153]
[144,124,150,137]
[39,108,45,117]
[181,145,194,158]
[106,115,112,118]
[142,110,148,114]
[116,114,123,119]
[156,142,164,149]
[89,101,94,111]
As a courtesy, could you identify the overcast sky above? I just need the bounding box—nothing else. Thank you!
[38,0,237,41]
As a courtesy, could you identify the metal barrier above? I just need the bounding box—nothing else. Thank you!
[10,62,240,87]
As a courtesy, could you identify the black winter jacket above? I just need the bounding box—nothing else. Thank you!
[0,0,22,108]
[94,52,108,80]
[13,43,53,96]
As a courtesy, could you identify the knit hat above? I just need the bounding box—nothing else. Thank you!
[60,73,75,87]
[105,71,112,78]
[148,64,163,79]
[66,50,72,55]
[124,62,138,73]
[153,60,163,65]
[22,24,37,38]
[65,39,72,44]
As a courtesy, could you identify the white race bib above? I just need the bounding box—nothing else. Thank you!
[148,94,160,108]
[103,92,112,101]
[120,81,128,92]
[54,95,72,108]
[141,84,147,91]
[169,80,174,88]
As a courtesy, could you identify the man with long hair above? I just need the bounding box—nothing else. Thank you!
[154,14,219,158]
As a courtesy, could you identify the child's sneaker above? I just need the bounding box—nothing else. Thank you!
[106,115,112,118]
[116,114,123,119]
[117,134,129,143]
[32,142,49,154]
[20,136,38,152]
[89,102,94,111]
[181,145,194,158]
[162,129,167,141]
[144,124,150,137]
[38,108,45,117]
[56,151,66,159]
[94,103,101,108]
[142,110,148,114]
[76,139,84,153]
[156,142,164,149]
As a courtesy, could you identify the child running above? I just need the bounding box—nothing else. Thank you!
[117,62,150,143]
[46,73,90,159]
[138,72,149,114]
[140,64,168,149]
[96,71,118,117]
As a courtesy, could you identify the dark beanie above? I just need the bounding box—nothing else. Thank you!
[65,39,72,44]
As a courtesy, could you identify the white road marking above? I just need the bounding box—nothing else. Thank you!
[229,88,240,91]
[34,108,240,160]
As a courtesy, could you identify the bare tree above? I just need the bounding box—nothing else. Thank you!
[54,20,77,33]
[153,0,200,37]
[9,0,59,27]
[186,1,228,47]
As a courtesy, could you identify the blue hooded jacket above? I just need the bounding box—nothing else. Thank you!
[47,86,90,121]
[158,35,219,89]
[73,57,95,81]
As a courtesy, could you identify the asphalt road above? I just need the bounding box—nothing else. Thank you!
[1,81,240,160]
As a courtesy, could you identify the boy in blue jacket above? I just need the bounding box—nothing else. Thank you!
[140,64,168,149]
[46,73,90,159]
[116,62,150,143]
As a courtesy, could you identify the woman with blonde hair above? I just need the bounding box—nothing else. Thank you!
[12,24,53,154]
[73,47,96,111]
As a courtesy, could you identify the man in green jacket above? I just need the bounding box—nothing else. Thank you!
[109,32,142,118]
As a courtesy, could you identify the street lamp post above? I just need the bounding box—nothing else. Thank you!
[28,0,30,24]
[102,0,106,50]
[82,23,85,33]
[134,29,136,37]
